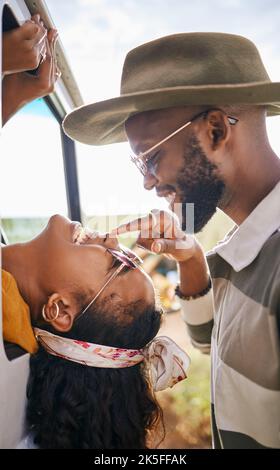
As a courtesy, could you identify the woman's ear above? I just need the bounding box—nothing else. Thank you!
[43,292,76,332]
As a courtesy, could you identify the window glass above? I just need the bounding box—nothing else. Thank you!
[1,99,68,243]
[76,141,169,237]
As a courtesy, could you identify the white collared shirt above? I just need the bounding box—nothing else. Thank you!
[180,178,280,448]
[210,179,280,272]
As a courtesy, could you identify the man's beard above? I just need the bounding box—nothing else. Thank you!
[176,135,226,233]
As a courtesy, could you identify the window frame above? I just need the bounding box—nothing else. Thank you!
[0,0,83,448]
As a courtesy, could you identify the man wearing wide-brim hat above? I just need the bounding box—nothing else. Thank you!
[63,32,280,449]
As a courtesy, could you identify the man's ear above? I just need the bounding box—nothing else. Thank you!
[43,292,76,332]
[205,109,231,150]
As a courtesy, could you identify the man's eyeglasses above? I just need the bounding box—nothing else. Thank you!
[130,108,239,176]
[74,247,143,322]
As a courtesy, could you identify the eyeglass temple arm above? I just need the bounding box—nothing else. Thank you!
[132,110,238,163]
[81,263,125,316]
[137,120,193,160]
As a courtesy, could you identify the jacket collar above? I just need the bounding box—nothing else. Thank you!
[212,179,280,272]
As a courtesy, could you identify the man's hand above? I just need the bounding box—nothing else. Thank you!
[111,209,211,297]
[110,209,200,262]
[2,28,60,125]
[2,14,47,75]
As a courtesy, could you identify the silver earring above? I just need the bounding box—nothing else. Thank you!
[42,302,59,322]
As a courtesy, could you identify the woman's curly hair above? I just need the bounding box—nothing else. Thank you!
[26,297,164,449]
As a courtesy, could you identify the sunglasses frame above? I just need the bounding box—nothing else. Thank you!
[74,247,143,322]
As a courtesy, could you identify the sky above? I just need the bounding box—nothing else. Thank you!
[47,0,280,103]
[1,0,280,218]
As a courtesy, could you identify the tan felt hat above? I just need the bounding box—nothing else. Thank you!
[63,32,280,146]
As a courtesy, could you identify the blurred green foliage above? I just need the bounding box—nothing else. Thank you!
[1,207,233,249]
[172,347,211,424]
[1,217,48,243]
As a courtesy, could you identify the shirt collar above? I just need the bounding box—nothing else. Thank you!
[212,179,280,272]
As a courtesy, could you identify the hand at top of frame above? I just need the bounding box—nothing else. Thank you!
[2,27,61,126]
[2,14,47,75]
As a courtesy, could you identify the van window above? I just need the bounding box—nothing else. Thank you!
[1,98,68,243]
[75,141,168,233]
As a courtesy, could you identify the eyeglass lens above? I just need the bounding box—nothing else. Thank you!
[107,247,143,269]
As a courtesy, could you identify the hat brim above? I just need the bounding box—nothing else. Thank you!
[63,82,280,146]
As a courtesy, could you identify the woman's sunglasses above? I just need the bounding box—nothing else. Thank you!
[74,246,143,322]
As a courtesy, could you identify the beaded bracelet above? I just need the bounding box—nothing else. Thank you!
[175,276,212,301]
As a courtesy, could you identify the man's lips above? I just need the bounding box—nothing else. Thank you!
[156,190,176,198]
[156,190,177,205]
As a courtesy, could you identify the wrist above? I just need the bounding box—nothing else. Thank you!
[2,75,30,125]
[175,276,212,300]
[178,248,210,297]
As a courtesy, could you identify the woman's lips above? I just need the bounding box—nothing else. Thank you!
[72,222,83,243]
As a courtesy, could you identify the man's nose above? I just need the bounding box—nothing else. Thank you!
[143,171,158,191]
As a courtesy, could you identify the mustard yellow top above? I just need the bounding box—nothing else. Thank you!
[2,269,38,354]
